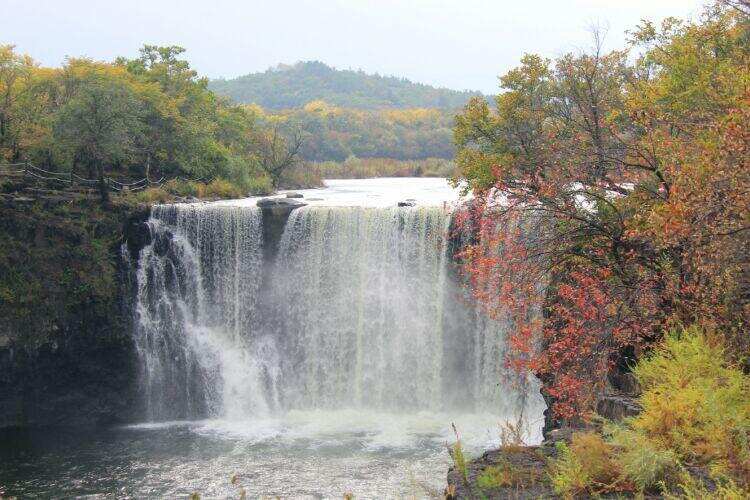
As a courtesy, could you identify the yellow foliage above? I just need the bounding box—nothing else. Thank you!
[203,178,245,199]
[549,327,750,496]
[163,179,201,198]
[631,326,750,475]
[666,471,749,500]
[133,187,171,204]
[548,432,622,497]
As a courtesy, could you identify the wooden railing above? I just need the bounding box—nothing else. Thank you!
[0,162,165,193]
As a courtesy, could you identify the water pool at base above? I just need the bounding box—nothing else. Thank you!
[0,410,542,498]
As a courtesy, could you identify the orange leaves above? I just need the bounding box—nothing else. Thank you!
[453,3,749,421]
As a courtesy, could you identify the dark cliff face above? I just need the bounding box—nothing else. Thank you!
[0,195,304,429]
[0,198,151,428]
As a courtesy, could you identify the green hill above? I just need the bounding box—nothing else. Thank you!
[209,61,480,110]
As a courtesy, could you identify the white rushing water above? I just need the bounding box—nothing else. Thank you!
[134,204,273,420]
[220,177,468,208]
[131,178,546,497]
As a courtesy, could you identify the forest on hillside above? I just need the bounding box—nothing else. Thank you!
[209,61,481,110]
[251,100,455,161]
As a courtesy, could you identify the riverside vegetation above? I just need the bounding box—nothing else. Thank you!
[1,45,465,201]
[447,0,749,497]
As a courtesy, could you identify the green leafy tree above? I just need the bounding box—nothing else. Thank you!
[257,123,303,188]
[54,68,143,203]
[0,45,35,161]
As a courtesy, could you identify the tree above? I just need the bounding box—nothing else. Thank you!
[453,3,749,420]
[256,123,303,188]
[54,66,143,203]
[0,45,35,161]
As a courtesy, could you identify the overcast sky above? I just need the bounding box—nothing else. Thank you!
[4,0,706,94]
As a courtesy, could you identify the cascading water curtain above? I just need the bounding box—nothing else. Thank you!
[272,206,451,410]
[132,202,545,429]
[133,204,276,421]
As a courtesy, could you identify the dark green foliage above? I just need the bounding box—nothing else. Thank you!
[0,197,132,347]
[209,61,481,110]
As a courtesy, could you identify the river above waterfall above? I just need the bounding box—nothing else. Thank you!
[1,178,545,498]
[223,177,469,208]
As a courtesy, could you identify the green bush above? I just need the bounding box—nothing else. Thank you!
[608,426,679,491]
[243,175,274,195]
[203,178,245,199]
[476,461,521,490]
[133,187,171,204]
[452,439,468,484]
[163,179,201,198]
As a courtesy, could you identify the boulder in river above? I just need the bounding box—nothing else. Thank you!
[256,197,306,209]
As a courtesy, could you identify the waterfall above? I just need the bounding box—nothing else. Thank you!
[132,201,544,425]
[272,206,449,410]
[133,204,277,421]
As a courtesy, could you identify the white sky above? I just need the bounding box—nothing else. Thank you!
[3,0,706,93]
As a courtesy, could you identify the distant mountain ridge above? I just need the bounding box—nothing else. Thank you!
[209,61,481,110]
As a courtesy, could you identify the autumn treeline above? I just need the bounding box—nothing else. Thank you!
[0,45,305,200]
[252,101,456,162]
[453,2,749,420]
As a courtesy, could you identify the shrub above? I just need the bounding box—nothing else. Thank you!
[449,423,469,485]
[279,164,323,190]
[548,431,622,497]
[548,326,750,496]
[203,178,245,199]
[132,187,171,203]
[244,174,274,195]
[608,426,679,492]
[476,461,521,490]
[666,471,748,500]
[549,440,593,498]
[163,179,201,198]
[452,440,468,484]
[631,326,750,480]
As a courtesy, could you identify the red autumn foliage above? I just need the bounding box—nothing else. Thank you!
[453,6,749,420]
